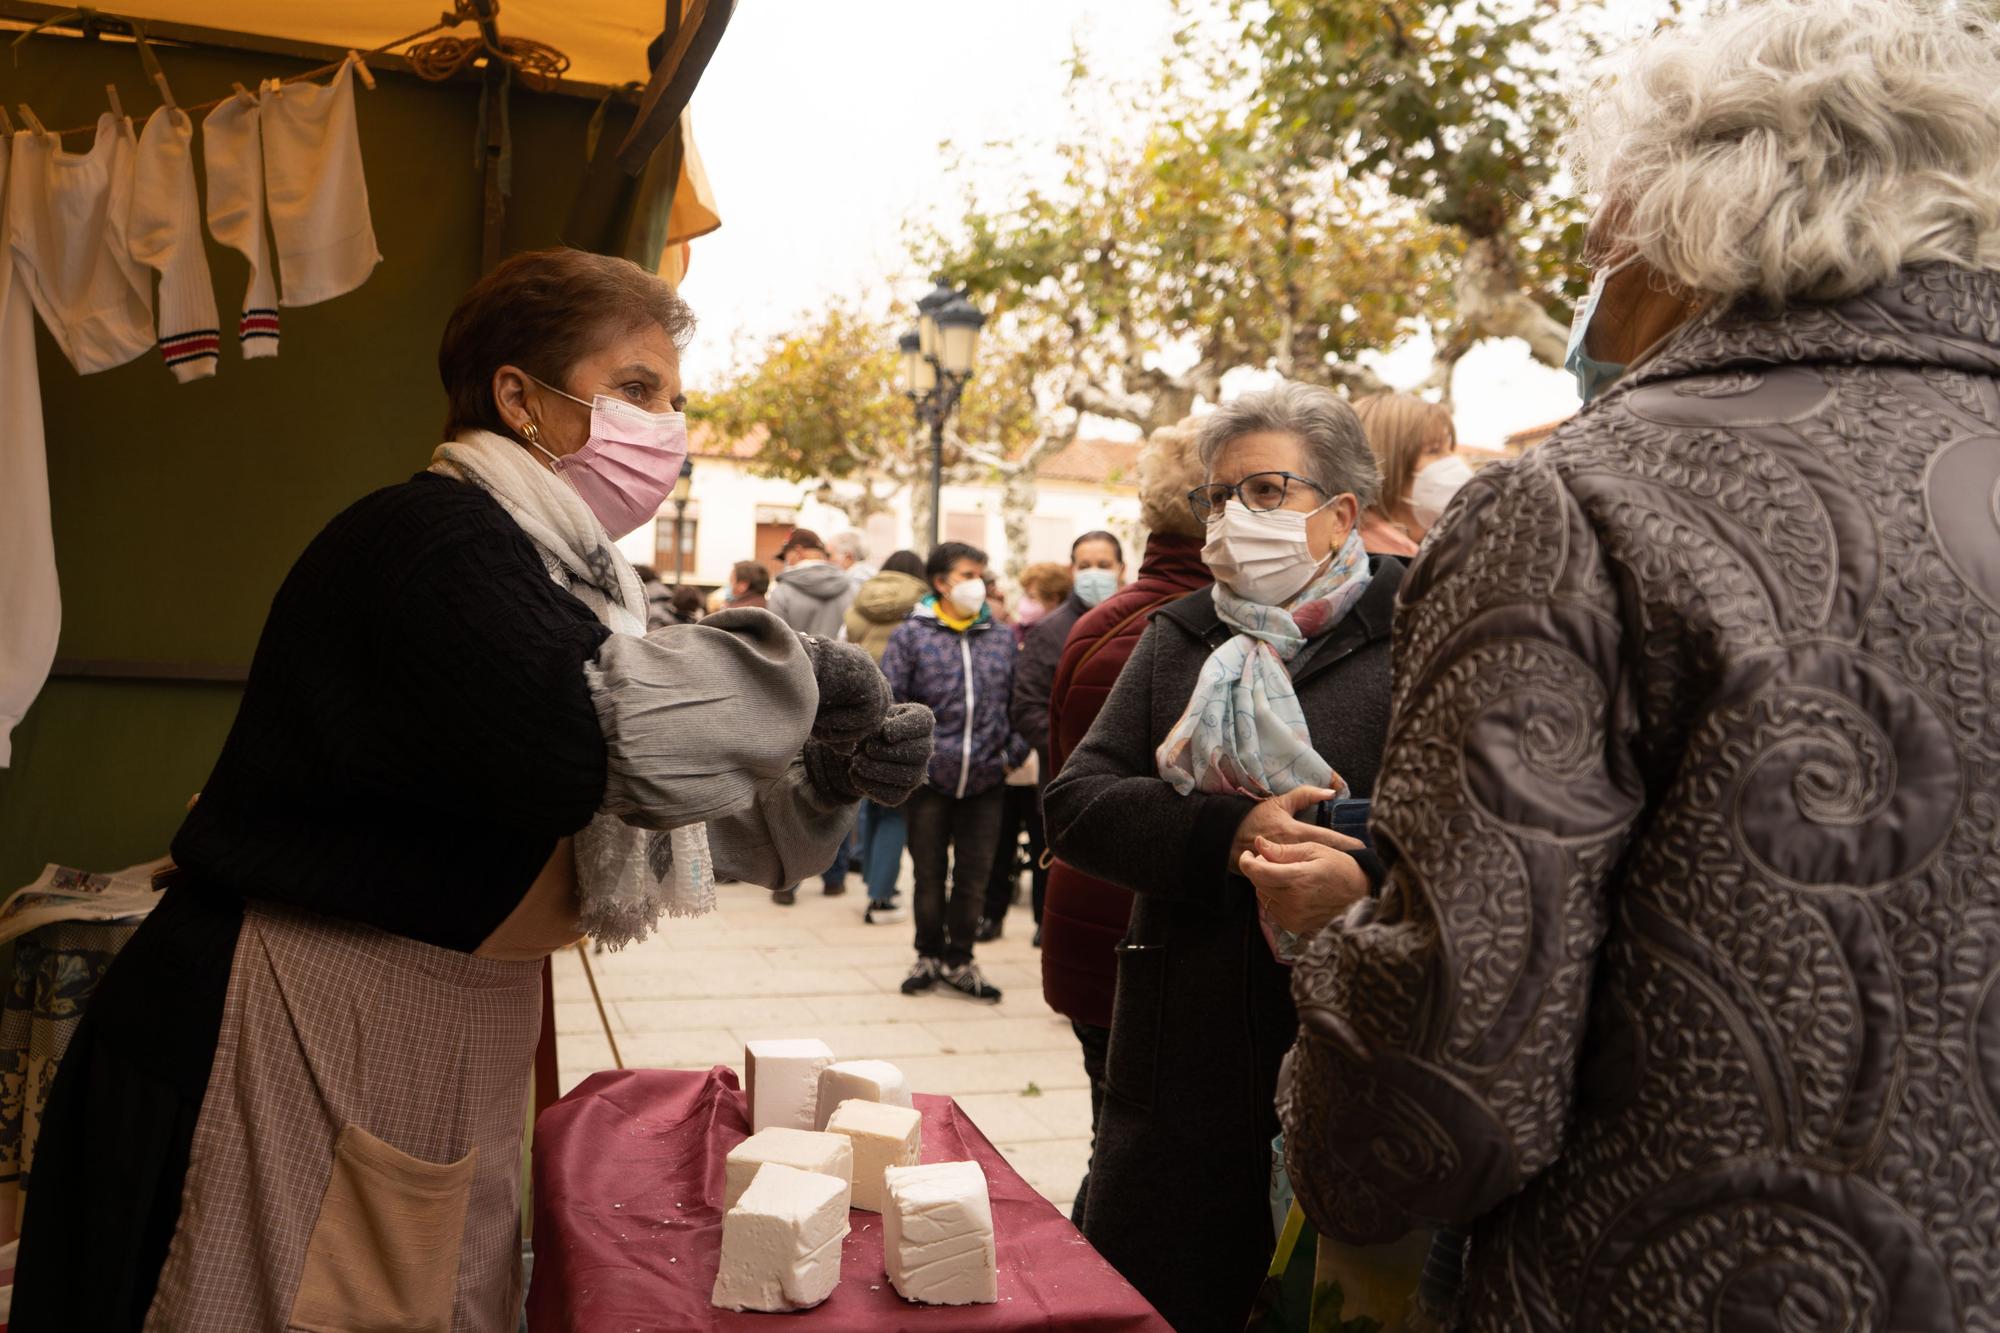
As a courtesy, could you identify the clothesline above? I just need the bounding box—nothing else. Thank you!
[10,0,569,140]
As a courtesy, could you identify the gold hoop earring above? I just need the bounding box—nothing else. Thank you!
[521,419,540,444]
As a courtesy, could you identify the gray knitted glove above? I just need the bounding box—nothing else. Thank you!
[802,737,864,805]
[848,702,935,807]
[802,636,892,746]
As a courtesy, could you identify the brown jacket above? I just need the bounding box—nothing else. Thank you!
[1280,265,2000,1330]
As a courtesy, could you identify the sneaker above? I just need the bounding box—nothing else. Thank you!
[822,880,848,897]
[1032,925,1042,948]
[864,901,908,925]
[975,916,1003,943]
[900,958,939,994]
[773,887,797,906]
[938,961,1002,1003]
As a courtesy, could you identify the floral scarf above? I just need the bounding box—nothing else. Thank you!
[430,430,715,946]
[1156,528,1372,799]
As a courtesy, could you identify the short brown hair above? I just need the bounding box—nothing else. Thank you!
[1350,392,1456,517]
[731,560,770,595]
[437,248,697,438]
[1018,562,1073,606]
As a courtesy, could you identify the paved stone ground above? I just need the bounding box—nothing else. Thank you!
[548,876,1091,1215]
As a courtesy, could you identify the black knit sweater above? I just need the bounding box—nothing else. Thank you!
[171,472,612,952]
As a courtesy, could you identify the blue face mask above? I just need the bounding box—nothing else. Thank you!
[1073,567,1119,608]
[1565,257,1635,403]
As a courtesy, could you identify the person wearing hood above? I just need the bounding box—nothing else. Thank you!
[879,542,1029,1002]
[765,528,855,638]
[844,550,930,924]
[1350,391,1473,558]
[989,532,1125,941]
[843,549,928,664]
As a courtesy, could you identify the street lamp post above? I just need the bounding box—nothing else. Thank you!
[669,457,694,582]
[899,279,985,551]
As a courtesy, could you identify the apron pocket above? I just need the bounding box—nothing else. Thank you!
[1105,941,1166,1110]
[289,1124,477,1333]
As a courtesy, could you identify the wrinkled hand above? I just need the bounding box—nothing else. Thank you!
[849,703,935,806]
[1227,785,1347,873]
[1239,835,1370,937]
[802,636,891,745]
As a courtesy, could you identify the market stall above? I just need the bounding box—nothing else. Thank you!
[529,1066,1170,1331]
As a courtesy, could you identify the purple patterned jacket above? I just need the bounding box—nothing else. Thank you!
[878,599,1029,799]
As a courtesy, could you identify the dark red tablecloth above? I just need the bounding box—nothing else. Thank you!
[527,1066,1168,1332]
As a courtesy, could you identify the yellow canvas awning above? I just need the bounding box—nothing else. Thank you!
[103,1,665,88]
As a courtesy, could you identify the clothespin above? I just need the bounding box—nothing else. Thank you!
[347,50,376,91]
[134,24,174,111]
[17,104,46,137]
[0,107,14,136]
[231,81,253,106]
[104,82,123,121]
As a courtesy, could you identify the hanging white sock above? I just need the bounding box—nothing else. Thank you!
[202,88,279,358]
[130,105,219,381]
[262,55,380,308]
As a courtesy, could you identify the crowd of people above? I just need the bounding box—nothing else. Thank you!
[16,2,1999,1329]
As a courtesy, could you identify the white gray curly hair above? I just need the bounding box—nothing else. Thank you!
[1567,0,2000,305]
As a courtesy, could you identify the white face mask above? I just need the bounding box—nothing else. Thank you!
[1202,497,1337,606]
[1408,455,1475,533]
[946,577,987,617]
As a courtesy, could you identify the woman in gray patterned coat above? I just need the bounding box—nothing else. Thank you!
[1271,3,2000,1328]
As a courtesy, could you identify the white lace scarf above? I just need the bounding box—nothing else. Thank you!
[430,430,715,946]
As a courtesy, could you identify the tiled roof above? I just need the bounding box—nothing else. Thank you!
[1035,438,1141,487]
[1501,416,1571,452]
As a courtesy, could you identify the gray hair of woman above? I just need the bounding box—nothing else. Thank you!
[1568,0,2000,306]
[1195,381,1381,509]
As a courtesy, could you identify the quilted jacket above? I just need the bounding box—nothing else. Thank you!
[879,599,1028,798]
[1279,265,2000,1331]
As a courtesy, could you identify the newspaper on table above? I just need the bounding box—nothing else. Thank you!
[0,859,167,949]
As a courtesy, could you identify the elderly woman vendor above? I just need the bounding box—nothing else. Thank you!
[1044,383,1401,1331]
[1276,1,2000,1328]
[11,249,933,1332]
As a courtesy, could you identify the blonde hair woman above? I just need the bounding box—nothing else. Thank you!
[1349,391,1468,557]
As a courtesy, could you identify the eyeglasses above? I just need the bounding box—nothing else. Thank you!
[1187,471,1327,525]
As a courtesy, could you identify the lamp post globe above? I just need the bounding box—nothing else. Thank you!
[915,279,955,359]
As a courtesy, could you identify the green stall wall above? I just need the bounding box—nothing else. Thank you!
[0,36,614,891]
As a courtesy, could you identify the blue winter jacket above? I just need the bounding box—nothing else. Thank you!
[879,598,1030,798]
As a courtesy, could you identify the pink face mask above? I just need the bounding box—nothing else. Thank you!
[526,376,688,539]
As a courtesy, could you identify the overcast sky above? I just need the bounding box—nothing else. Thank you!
[677,1,1670,451]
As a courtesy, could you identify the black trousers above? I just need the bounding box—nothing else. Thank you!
[1069,1019,1111,1228]
[905,784,1005,967]
[982,782,1048,923]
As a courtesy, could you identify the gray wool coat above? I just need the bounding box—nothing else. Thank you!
[1279,265,2000,1331]
[1042,560,1403,1333]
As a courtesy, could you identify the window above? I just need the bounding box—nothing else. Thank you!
[656,512,699,578]
[1028,515,1071,565]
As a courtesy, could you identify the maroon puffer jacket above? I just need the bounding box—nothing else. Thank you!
[1039,533,1211,1027]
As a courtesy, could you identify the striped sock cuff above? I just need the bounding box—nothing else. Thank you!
[240,308,279,359]
[160,329,220,381]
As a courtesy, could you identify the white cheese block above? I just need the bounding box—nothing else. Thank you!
[813,1059,914,1130]
[825,1098,922,1213]
[710,1162,851,1312]
[723,1128,854,1211]
[744,1038,834,1133]
[882,1160,998,1306]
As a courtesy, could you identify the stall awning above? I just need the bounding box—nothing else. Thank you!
[100,1,666,88]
